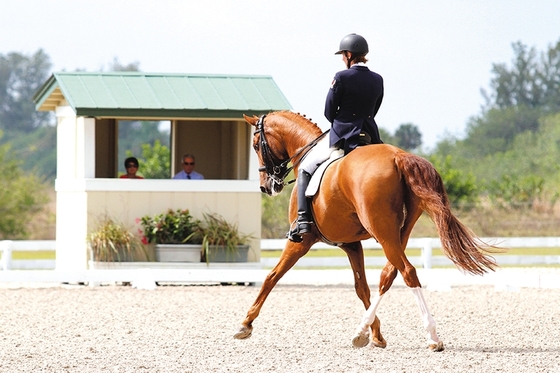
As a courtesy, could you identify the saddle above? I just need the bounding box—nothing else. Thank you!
[305,130,372,197]
[305,148,344,197]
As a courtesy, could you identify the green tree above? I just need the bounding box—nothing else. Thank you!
[429,155,478,209]
[0,49,53,135]
[119,120,170,175]
[394,123,422,151]
[378,127,395,145]
[261,186,293,239]
[483,39,560,112]
[0,136,49,238]
[127,139,171,179]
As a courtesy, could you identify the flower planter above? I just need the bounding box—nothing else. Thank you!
[205,245,250,263]
[155,244,202,262]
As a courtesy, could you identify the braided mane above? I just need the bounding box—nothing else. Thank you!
[271,110,324,141]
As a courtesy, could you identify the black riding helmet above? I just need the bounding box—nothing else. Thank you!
[335,33,369,56]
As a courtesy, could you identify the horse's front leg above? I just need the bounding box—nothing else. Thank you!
[234,236,314,340]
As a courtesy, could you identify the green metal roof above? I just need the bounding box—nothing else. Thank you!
[33,72,291,119]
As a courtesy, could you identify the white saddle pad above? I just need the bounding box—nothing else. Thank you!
[305,149,344,197]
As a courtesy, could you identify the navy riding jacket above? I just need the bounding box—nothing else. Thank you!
[324,64,384,153]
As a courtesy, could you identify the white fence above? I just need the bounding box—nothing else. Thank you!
[2,237,560,271]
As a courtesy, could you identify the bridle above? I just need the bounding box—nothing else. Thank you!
[254,114,327,187]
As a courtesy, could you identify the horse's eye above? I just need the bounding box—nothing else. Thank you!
[253,143,259,151]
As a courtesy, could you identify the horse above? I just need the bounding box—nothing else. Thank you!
[235,111,501,351]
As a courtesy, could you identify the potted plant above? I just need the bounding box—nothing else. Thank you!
[200,213,253,264]
[88,216,149,263]
[139,209,203,262]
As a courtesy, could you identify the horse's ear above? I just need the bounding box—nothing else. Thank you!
[243,114,259,127]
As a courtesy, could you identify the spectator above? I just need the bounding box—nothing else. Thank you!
[120,157,144,179]
[173,154,204,180]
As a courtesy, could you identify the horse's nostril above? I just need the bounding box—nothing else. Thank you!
[260,186,266,193]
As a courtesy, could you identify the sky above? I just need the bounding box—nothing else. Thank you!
[2,0,560,149]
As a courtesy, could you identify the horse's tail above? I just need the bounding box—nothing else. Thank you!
[395,152,502,275]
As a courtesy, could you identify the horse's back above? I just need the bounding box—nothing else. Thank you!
[311,144,407,242]
[331,144,404,184]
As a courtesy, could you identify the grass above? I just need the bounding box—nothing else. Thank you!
[261,247,560,258]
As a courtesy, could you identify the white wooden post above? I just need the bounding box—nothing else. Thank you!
[421,238,433,269]
[1,240,13,270]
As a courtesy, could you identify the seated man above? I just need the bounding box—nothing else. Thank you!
[173,154,204,180]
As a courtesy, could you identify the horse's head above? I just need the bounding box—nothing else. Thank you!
[244,113,287,196]
[244,111,322,196]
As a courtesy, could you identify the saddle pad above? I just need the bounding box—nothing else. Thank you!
[305,149,344,197]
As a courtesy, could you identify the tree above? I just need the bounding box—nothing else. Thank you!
[483,38,560,112]
[127,139,171,179]
[394,123,422,151]
[0,49,53,135]
[378,127,395,145]
[0,135,49,238]
[429,155,478,209]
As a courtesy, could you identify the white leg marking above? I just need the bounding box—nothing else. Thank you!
[410,287,440,345]
[357,292,384,333]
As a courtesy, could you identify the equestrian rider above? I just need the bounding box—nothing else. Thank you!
[288,33,385,242]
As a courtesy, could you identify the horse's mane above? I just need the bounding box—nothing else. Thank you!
[270,111,324,140]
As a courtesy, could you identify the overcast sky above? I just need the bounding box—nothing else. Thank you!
[2,0,559,148]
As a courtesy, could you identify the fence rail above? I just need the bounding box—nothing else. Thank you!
[2,238,560,271]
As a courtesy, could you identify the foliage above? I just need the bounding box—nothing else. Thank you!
[429,155,478,209]
[0,138,49,239]
[9,126,57,180]
[0,49,56,180]
[378,127,396,145]
[87,216,148,262]
[261,178,294,238]
[483,39,560,112]
[126,139,171,179]
[139,209,202,245]
[461,105,542,157]
[200,213,253,263]
[119,120,170,176]
[394,123,422,151]
[486,174,545,210]
[0,49,53,134]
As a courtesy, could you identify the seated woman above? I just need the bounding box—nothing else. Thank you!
[120,157,144,179]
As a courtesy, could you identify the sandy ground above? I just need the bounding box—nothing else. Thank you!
[0,283,559,373]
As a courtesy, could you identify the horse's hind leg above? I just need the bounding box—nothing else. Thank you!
[354,235,444,351]
[384,242,444,351]
[234,237,314,340]
[340,242,386,348]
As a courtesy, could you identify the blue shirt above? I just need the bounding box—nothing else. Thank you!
[173,170,205,180]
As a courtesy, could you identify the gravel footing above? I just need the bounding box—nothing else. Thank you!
[0,284,559,372]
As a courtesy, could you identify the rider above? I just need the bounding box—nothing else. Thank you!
[287,33,385,242]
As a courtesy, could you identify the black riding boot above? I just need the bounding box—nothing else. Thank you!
[287,169,313,242]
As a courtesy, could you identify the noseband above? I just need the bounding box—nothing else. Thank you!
[253,114,328,187]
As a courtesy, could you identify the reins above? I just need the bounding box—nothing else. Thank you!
[254,114,327,186]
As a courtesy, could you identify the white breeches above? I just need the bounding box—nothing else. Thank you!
[300,136,339,174]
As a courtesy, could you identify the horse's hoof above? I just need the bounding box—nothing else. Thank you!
[371,337,387,349]
[352,332,370,348]
[233,325,253,340]
[428,341,444,351]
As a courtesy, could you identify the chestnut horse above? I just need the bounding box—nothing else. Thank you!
[235,111,500,351]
